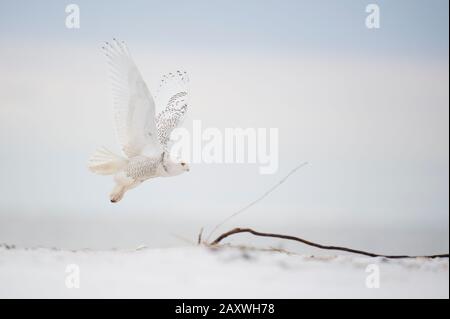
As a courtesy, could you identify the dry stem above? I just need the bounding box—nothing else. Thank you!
[209,227,449,259]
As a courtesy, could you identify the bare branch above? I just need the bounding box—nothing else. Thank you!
[197,227,204,245]
[209,227,449,259]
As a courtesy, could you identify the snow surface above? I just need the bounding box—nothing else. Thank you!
[0,245,448,298]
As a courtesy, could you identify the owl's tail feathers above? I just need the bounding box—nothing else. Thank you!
[88,147,128,175]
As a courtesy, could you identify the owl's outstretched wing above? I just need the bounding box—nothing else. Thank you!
[102,39,162,158]
[155,71,189,149]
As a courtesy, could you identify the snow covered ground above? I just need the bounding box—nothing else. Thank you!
[0,244,447,298]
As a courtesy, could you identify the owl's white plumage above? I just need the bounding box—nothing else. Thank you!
[88,39,190,202]
[155,71,189,150]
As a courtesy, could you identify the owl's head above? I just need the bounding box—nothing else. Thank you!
[164,157,190,176]
[175,160,190,173]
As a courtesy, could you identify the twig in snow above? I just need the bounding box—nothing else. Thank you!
[209,227,450,259]
[197,227,204,245]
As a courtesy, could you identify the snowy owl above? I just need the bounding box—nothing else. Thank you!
[88,39,190,203]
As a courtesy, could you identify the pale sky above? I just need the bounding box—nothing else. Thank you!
[0,0,448,250]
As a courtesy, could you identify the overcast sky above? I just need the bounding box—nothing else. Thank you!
[0,0,448,249]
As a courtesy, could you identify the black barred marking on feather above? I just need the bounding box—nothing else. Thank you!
[167,92,187,108]
[125,156,162,180]
[154,69,189,149]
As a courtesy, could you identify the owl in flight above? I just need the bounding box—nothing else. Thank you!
[88,39,190,202]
